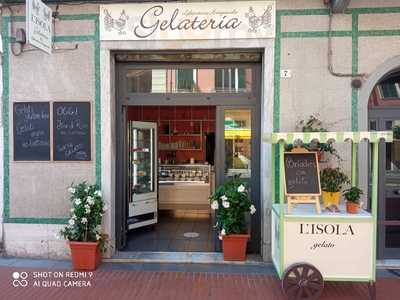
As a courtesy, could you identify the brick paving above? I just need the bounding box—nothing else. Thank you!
[0,265,399,300]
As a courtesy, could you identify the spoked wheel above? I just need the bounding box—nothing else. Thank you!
[282,263,324,300]
[368,282,376,300]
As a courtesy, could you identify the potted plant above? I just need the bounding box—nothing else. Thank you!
[320,167,349,208]
[293,114,340,161]
[210,177,256,261]
[343,187,363,214]
[59,182,107,270]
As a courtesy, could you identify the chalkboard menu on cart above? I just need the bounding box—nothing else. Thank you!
[13,102,50,161]
[53,102,91,161]
[284,152,321,195]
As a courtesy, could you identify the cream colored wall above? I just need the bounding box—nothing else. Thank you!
[3,1,400,259]
[8,22,96,219]
[275,1,400,207]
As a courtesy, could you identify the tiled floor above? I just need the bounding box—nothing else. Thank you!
[123,210,217,252]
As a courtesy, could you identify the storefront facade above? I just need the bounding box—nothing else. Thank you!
[1,0,400,262]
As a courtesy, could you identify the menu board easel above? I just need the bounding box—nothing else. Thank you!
[284,147,321,214]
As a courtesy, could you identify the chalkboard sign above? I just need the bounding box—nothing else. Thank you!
[13,102,50,161]
[284,152,321,195]
[53,102,91,161]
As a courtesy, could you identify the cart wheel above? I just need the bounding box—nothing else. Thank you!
[368,282,376,300]
[282,263,324,300]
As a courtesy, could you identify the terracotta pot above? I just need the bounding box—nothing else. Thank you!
[69,241,101,271]
[322,191,341,208]
[346,201,360,214]
[222,234,250,261]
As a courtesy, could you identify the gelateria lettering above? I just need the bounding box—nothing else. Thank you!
[134,5,242,38]
[300,223,355,236]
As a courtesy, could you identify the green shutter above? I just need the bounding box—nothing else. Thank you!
[238,68,245,90]
[177,69,193,91]
[380,83,398,98]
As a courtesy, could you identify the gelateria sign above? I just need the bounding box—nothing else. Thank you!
[99,1,275,41]
[26,0,52,54]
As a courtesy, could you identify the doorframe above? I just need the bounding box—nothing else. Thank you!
[115,60,262,252]
[215,105,261,253]
[358,57,400,260]
[369,108,400,258]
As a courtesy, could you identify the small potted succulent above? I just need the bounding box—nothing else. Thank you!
[210,177,256,261]
[343,187,363,214]
[320,167,349,208]
[59,182,107,270]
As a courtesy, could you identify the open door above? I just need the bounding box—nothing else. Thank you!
[127,121,158,229]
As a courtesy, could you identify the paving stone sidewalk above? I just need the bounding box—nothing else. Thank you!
[0,257,399,300]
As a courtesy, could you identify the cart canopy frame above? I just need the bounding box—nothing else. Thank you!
[265,131,393,281]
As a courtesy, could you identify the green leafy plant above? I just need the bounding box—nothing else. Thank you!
[320,167,350,193]
[343,186,363,204]
[292,114,340,160]
[297,114,326,133]
[393,125,400,140]
[59,182,108,253]
[209,177,256,239]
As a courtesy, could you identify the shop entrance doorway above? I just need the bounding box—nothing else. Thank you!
[115,55,261,254]
[368,69,400,259]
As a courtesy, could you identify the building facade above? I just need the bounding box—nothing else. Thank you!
[1,0,400,262]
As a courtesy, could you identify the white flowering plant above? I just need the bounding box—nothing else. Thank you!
[209,177,256,239]
[59,182,107,253]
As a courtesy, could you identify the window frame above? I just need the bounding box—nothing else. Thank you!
[118,62,260,106]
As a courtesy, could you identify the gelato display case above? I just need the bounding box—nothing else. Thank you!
[127,121,158,229]
[158,164,212,210]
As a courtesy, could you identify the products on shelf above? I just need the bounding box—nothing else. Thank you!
[158,164,210,183]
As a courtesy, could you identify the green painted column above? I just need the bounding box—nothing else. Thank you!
[279,141,285,277]
[351,142,358,186]
[371,142,379,281]
[271,145,275,203]
[279,142,285,207]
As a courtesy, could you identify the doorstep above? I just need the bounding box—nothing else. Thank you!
[104,251,267,265]
[377,259,400,269]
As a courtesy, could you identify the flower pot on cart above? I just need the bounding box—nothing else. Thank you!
[222,233,250,261]
[322,191,340,208]
[69,241,101,271]
[346,201,360,214]
[343,187,363,215]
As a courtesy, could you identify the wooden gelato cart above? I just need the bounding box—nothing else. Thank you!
[266,131,393,300]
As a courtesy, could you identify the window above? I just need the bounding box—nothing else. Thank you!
[125,67,253,94]
[176,69,196,92]
[215,68,247,92]
[380,82,400,99]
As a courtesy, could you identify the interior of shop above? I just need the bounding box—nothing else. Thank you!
[123,105,217,252]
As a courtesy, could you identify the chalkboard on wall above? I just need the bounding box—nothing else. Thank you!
[13,102,50,161]
[284,152,321,195]
[53,102,91,161]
